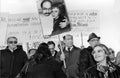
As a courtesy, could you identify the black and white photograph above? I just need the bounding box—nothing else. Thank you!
[1,0,120,78]
[37,0,71,37]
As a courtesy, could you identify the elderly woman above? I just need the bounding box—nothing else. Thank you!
[82,44,120,78]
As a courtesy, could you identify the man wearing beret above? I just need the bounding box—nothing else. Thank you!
[79,33,101,78]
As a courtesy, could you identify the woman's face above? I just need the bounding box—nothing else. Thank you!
[51,7,60,19]
[92,46,107,63]
[109,49,115,59]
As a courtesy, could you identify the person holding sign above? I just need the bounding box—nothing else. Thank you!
[60,34,81,78]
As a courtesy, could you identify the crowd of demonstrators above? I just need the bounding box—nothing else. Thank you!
[82,44,120,78]
[1,33,120,78]
[0,36,28,78]
[79,33,100,77]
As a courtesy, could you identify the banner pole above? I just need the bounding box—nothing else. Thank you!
[81,32,83,46]
[58,34,66,68]
[80,32,84,49]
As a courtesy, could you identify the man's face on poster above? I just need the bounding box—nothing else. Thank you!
[41,1,52,16]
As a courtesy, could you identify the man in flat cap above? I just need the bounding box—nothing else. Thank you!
[79,33,101,78]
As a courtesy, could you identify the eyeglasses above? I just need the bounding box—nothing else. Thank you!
[43,7,51,10]
[8,41,17,44]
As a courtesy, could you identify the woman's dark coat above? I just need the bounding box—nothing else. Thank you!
[79,46,96,77]
[82,65,120,78]
[25,57,67,78]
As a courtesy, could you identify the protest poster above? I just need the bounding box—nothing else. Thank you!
[37,0,71,37]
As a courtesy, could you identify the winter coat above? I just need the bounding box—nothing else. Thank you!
[25,57,67,78]
[63,45,81,78]
[82,64,120,78]
[0,45,28,78]
[79,46,96,77]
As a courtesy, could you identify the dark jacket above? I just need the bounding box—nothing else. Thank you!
[82,65,120,78]
[25,57,67,78]
[63,46,81,78]
[0,45,28,78]
[51,15,71,36]
[79,46,96,77]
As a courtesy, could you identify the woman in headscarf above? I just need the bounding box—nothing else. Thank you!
[82,44,120,78]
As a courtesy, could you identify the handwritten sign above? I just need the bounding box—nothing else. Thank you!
[1,10,99,44]
[69,10,100,36]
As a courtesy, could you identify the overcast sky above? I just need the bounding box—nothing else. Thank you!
[0,0,116,13]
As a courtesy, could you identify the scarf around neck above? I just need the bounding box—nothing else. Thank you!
[97,62,116,78]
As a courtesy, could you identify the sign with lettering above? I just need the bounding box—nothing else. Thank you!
[69,10,100,36]
[1,10,99,44]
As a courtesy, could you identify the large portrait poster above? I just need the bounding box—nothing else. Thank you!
[37,0,71,37]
